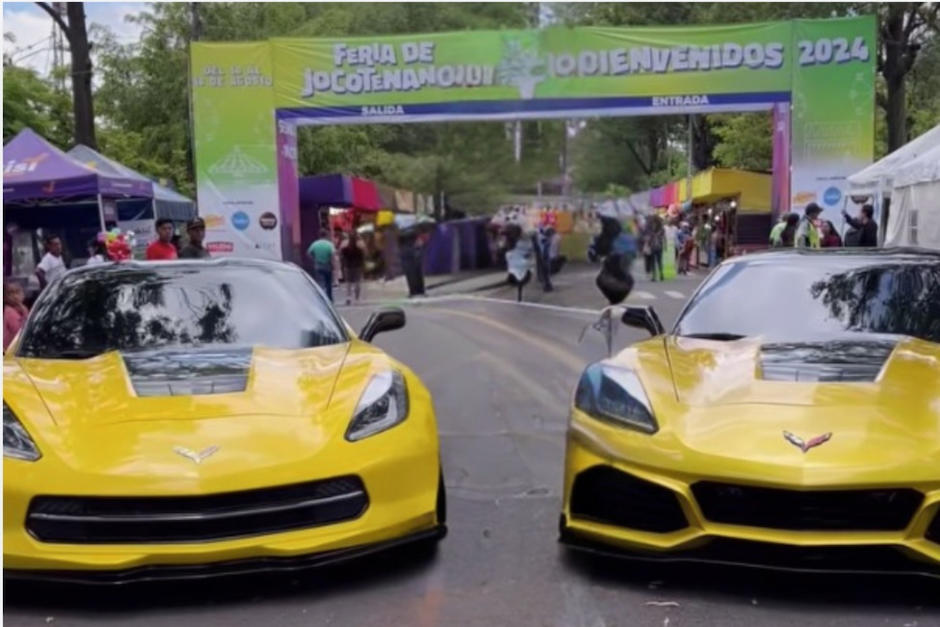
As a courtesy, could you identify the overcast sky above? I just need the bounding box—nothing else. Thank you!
[3,2,146,75]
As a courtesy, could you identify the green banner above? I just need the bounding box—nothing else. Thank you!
[272,23,794,109]
[191,17,875,261]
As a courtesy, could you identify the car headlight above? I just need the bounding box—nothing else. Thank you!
[574,363,657,434]
[345,371,409,442]
[3,402,41,461]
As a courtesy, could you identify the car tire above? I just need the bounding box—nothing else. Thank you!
[436,469,447,525]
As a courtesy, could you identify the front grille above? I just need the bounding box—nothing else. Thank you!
[927,512,940,545]
[570,466,687,533]
[27,476,367,544]
[692,482,922,531]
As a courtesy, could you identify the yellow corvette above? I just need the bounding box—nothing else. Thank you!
[4,259,444,583]
[561,248,940,578]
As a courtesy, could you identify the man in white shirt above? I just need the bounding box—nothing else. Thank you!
[35,235,67,289]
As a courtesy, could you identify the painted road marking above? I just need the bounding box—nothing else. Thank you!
[630,290,656,300]
[665,290,685,299]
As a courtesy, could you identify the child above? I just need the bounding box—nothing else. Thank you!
[3,280,29,352]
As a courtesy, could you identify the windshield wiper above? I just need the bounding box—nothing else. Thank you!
[679,332,747,341]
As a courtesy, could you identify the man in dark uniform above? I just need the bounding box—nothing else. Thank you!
[179,217,211,259]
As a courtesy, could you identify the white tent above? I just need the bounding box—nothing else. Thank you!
[884,142,940,248]
[848,124,940,196]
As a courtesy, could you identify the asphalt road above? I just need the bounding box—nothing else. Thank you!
[6,267,939,627]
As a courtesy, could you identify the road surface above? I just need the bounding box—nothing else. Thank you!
[6,268,938,627]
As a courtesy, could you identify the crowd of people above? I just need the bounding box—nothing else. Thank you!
[306,229,374,305]
[2,217,211,351]
[771,203,878,249]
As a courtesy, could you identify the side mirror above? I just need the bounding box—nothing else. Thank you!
[359,307,406,342]
[621,306,664,337]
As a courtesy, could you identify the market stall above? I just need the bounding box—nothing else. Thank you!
[884,142,940,248]
[689,168,772,258]
[848,123,940,244]
[67,144,195,256]
[3,128,153,283]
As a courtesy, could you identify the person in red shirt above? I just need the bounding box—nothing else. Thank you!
[146,218,178,260]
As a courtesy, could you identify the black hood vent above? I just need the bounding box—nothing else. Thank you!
[759,340,896,382]
[123,347,252,397]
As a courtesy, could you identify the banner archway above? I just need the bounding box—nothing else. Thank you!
[191,16,875,261]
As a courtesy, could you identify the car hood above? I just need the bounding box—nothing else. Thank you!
[16,344,361,425]
[663,335,940,409]
[600,336,940,482]
[6,343,399,482]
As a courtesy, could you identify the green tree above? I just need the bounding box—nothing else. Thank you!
[710,113,773,172]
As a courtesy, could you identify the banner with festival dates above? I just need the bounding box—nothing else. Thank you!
[192,16,875,260]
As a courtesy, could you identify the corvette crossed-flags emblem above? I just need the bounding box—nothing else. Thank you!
[782,431,832,454]
[173,445,220,464]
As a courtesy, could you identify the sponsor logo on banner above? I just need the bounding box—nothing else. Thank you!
[207,241,235,253]
[823,186,842,206]
[231,211,250,231]
[792,191,817,206]
[203,214,225,229]
[259,212,278,230]
[4,153,48,176]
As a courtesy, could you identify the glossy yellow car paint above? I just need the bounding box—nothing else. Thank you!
[562,335,940,567]
[4,337,441,573]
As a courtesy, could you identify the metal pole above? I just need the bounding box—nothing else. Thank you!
[96,193,107,232]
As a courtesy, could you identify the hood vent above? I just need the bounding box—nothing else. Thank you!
[123,348,252,397]
[759,340,896,383]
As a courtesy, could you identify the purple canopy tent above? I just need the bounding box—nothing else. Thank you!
[3,128,153,231]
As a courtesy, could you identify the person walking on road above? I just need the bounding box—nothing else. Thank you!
[842,204,878,247]
[307,230,338,302]
[146,218,179,260]
[179,217,211,259]
[341,230,366,305]
[795,203,823,249]
[646,215,665,281]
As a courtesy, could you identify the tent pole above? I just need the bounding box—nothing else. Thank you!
[97,194,107,232]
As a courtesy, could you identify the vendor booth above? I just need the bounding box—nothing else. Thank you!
[689,168,772,257]
[849,123,940,245]
[67,144,196,256]
[3,128,153,287]
[883,142,940,249]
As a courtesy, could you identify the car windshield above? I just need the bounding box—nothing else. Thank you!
[674,255,940,344]
[18,263,347,359]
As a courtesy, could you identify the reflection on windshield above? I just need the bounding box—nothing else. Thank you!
[675,259,940,344]
[809,265,940,340]
[19,265,347,358]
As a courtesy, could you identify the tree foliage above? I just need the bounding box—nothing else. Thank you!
[7,1,940,205]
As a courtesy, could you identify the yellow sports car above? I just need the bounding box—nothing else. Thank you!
[561,248,940,578]
[4,259,445,583]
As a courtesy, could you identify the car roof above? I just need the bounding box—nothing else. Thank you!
[718,247,940,269]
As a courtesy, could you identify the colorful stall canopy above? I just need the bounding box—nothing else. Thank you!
[691,168,771,213]
[299,174,352,208]
[664,182,679,206]
[394,189,415,213]
[350,177,381,211]
[68,145,195,221]
[3,128,153,202]
[649,186,666,208]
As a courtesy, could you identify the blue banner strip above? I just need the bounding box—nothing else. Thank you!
[276,91,791,120]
